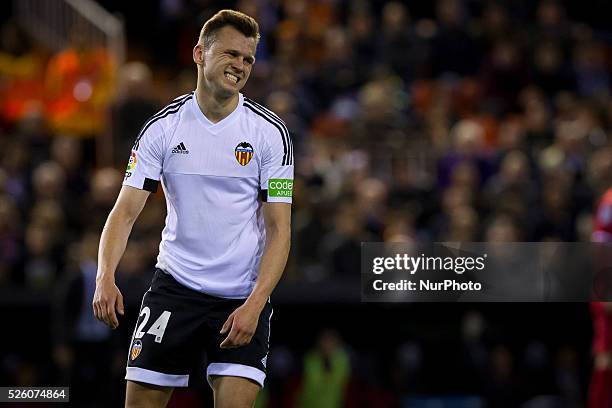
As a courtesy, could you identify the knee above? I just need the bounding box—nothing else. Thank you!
[215,400,255,408]
[125,399,149,408]
[125,392,158,408]
[214,390,258,408]
[125,381,173,408]
[125,394,146,408]
[212,376,260,408]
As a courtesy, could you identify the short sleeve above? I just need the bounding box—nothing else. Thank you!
[123,121,164,192]
[260,122,294,204]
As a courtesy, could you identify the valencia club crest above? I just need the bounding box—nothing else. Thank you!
[235,142,254,166]
[130,340,142,361]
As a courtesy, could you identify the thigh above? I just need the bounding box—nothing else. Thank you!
[205,301,273,388]
[126,380,173,408]
[210,375,260,408]
[126,270,208,387]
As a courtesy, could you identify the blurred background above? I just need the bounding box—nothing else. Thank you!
[1,0,612,406]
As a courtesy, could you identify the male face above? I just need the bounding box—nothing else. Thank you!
[196,25,257,99]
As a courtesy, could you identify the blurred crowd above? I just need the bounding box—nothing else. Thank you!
[1,0,612,406]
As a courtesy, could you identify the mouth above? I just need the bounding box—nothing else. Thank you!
[225,72,240,84]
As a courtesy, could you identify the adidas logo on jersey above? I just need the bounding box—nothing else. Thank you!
[172,142,189,154]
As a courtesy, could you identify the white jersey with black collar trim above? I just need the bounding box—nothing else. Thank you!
[122,92,293,299]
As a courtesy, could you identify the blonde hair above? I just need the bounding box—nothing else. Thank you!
[199,9,260,49]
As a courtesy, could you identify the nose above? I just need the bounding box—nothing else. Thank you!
[230,56,245,73]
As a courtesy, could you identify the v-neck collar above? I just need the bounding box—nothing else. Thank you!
[191,92,243,133]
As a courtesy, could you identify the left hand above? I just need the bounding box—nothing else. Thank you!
[220,302,262,349]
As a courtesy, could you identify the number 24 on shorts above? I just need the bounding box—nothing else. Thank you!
[134,307,172,343]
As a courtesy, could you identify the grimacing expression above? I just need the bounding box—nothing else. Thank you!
[200,26,257,97]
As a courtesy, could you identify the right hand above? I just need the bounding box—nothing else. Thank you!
[92,276,124,329]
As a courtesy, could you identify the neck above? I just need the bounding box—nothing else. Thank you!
[195,82,239,123]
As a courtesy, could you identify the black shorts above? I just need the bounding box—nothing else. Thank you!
[125,269,272,388]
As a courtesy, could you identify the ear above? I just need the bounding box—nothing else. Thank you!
[193,44,204,66]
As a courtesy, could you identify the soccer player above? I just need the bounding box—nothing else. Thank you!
[92,10,293,408]
[590,188,612,408]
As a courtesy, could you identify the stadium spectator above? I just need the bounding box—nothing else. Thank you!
[0,194,22,286]
[111,62,159,166]
[2,139,31,207]
[433,0,479,77]
[297,330,350,408]
[53,232,117,407]
[80,167,122,232]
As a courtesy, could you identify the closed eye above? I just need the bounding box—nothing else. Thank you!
[225,50,254,65]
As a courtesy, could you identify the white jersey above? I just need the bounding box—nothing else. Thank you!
[123,92,293,299]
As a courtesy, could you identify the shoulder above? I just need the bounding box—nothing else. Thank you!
[242,96,290,139]
[134,92,194,149]
[148,92,193,130]
[242,97,293,166]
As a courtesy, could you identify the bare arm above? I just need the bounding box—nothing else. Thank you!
[93,185,150,328]
[220,202,291,348]
[247,202,292,309]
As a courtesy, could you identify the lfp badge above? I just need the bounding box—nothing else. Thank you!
[130,340,143,361]
[127,151,137,171]
[235,142,254,166]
